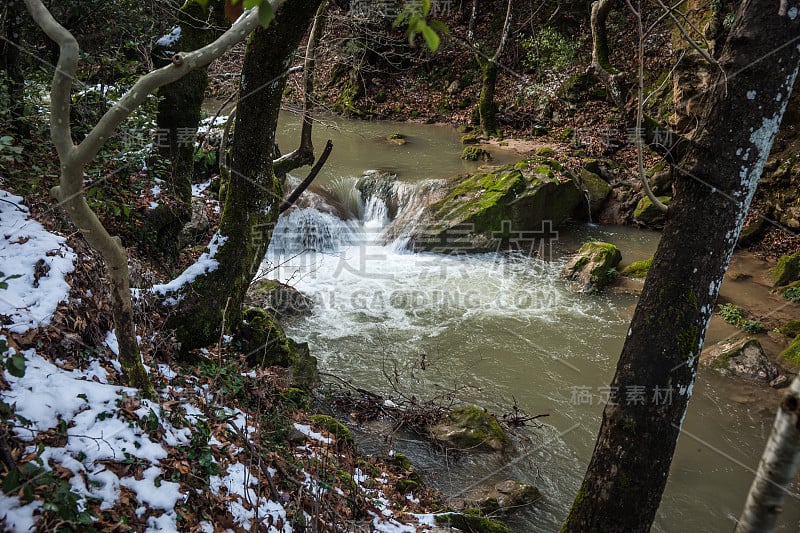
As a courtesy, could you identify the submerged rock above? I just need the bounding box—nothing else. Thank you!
[562,241,622,293]
[429,405,512,453]
[703,337,778,382]
[453,479,542,515]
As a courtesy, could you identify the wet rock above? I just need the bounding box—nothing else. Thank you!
[246,279,313,321]
[462,146,492,161]
[578,168,612,218]
[454,479,542,514]
[429,405,512,453]
[562,241,622,293]
[770,374,791,389]
[704,338,779,382]
[633,195,671,227]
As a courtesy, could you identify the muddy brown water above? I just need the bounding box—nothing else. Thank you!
[255,111,800,532]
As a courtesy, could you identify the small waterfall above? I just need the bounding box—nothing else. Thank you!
[583,189,594,224]
[272,171,448,257]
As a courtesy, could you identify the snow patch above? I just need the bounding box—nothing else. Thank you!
[0,190,76,333]
[156,26,181,48]
[150,233,228,302]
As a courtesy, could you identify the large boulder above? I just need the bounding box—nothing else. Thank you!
[703,337,778,382]
[562,241,622,293]
[429,405,513,453]
[245,279,313,321]
[413,158,582,252]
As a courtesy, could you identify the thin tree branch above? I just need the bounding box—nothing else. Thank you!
[280,139,333,213]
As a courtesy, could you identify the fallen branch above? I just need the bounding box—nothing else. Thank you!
[279,139,333,213]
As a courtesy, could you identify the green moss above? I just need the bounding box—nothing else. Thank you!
[435,511,514,533]
[432,405,511,452]
[780,320,800,338]
[462,146,493,161]
[771,251,800,287]
[535,146,556,157]
[621,257,653,278]
[633,195,671,226]
[281,387,311,410]
[622,417,636,432]
[781,335,800,367]
[568,241,623,290]
[308,414,353,444]
[461,133,480,144]
[579,168,612,211]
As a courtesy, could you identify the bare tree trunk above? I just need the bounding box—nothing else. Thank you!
[735,375,800,533]
[562,2,800,530]
[163,0,324,356]
[23,0,266,395]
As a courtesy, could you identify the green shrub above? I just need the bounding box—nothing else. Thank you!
[718,303,745,325]
[521,27,575,72]
[782,285,800,302]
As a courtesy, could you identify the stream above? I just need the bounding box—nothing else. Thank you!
[261,111,800,532]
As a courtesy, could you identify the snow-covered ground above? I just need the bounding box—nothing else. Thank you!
[0,190,451,531]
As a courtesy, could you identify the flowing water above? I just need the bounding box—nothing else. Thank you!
[260,112,800,532]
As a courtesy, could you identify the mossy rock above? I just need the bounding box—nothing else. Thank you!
[633,195,671,227]
[770,251,800,287]
[281,387,311,410]
[535,146,556,157]
[415,158,581,252]
[621,257,653,279]
[308,414,353,444]
[245,279,313,321]
[579,168,612,216]
[461,133,480,145]
[782,335,800,367]
[391,452,422,493]
[236,308,318,389]
[435,511,514,533]
[562,242,622,293]
[780,320,800,338]
[556,72,606,102]
[462,146,493,161]
[429,405,512,453]
[473,479,542,514]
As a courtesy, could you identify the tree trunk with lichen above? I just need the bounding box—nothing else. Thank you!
[477,59,499,137]
[24,0,266,396]
[163,0,323,356]
[147,0,229,261]
[562,2,800,531]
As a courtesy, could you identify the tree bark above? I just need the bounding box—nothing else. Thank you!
[474,0,512,138]
[562,2,800,531]
[147,0,229,261]
[163,0,323,356]
[24,0,266,395]
[735,375,800,532]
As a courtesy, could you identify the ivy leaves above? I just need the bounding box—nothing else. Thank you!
[392,0,448,52]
